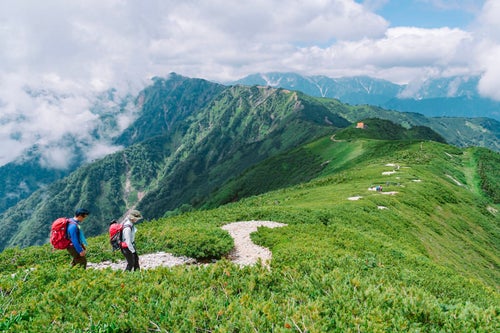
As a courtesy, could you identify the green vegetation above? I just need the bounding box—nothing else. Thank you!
[1,76,499,253]
[473,147,500,203]
[1,137,498,332]
[335,118,446,143]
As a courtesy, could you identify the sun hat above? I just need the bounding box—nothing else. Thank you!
[129,210,143,220]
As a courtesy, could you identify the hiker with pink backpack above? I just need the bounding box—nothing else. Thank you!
[50,208,90,269]
[66,208,90,269]
[109,210,143,271]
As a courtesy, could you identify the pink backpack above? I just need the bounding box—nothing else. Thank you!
[50,218,72,249]
[109,221,130,251]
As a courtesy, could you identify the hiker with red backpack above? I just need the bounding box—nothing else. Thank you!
[66,208,90,269]
[120,210,143,271]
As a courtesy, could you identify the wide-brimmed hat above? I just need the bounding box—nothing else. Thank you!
[129,210,143,220]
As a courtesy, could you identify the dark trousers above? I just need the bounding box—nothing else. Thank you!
[121,247,140,271]
[67,245,87,269]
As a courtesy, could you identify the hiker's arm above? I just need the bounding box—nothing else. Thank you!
[122,227,135,253]
[68,224,84,254]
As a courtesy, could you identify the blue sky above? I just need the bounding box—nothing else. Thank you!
[372,0,484,29]
[0,0,499,167]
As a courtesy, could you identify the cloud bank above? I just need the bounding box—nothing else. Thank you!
[0,0,498,167]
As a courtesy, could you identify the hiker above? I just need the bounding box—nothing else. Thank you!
[67,208,90,269]
[120,210,143,271]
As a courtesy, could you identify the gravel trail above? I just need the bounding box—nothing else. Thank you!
[88,220,287,270]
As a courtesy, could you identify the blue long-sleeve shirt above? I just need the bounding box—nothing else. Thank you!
[67,218,86,253]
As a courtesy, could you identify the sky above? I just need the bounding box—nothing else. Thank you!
[1,0,499,168]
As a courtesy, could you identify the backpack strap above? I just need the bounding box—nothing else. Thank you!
[66,219,78,240]
[120,224,131,238]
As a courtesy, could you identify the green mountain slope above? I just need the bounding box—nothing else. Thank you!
[202,118,447,208]
[0,84,349,251]
[114,73,227,147]
[274,139,500,287]
[0,137,498,332]
[136,86,350,217]
[0,74,224,219]
[0,155,71,214]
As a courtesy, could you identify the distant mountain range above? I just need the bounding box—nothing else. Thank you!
[231,73,500,120]
[0,73,499,251]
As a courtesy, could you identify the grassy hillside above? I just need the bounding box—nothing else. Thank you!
[204,119,447,208]
[0,137,498,332]
[334,118,446,143]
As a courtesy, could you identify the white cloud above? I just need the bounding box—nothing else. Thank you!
[476,42,500,100]
[0,0,499,167]
[39,146,75,170]
[283,26,475,84]
[473,0,500,100]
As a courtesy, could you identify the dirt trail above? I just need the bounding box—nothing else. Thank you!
[87,221,287,270]
[221,221,286,266]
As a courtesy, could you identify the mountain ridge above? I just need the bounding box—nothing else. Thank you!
[231,72,500,120]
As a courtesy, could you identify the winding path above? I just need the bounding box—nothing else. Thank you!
[87,220,287,270]
[221,221,286,266]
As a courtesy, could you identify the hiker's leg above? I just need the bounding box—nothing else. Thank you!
[67,245,86,269]
[121,248,134,271]
[133,252,140,271]
[67,246,79,266]
[75,255,87,269]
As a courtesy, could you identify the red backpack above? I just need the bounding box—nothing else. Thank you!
[50,217,73,249]
[109,220,129,251]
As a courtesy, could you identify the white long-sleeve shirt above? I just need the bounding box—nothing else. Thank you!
[121,219,137,253]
